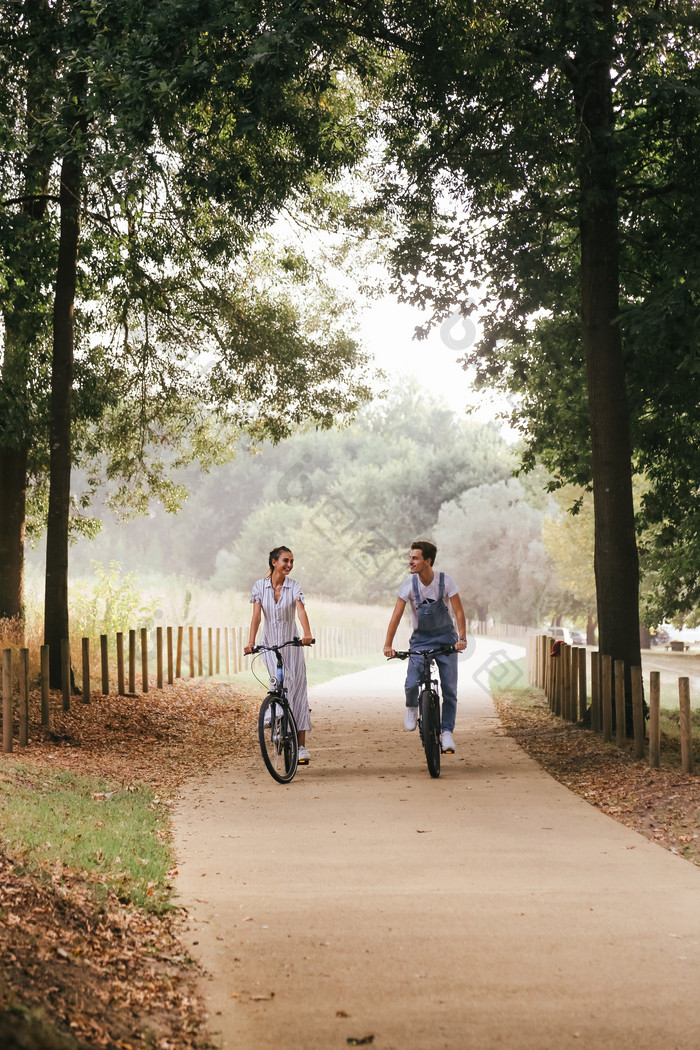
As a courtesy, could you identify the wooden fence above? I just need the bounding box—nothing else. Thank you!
[526,634,696,774]
[0,624,400,753]
[1,618,533,753]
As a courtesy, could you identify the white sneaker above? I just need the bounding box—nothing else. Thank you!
[404,707,419,731]
[298,746,310,765]
[441,731,455,754]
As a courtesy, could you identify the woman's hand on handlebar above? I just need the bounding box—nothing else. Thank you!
[301,635,314,646]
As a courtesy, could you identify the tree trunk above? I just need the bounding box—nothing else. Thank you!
[44,148,82,687]
[0,0,55,627]
[574,0,640,732]
[0,447,28,626]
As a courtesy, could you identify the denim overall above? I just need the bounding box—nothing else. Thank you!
[405,572,459,732]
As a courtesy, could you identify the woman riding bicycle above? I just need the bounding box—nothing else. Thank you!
[383,540,467,754]
[245,546,314,764]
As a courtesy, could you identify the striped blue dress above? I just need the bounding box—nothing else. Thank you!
[250,577,311,732]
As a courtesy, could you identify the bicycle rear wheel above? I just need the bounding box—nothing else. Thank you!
[419,686,441,778]
[258,694,299,783]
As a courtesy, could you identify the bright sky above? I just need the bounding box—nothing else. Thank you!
[356,294,514,431]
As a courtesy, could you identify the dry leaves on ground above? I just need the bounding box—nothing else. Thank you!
[494,689,700,866]
[0,677,261,1049]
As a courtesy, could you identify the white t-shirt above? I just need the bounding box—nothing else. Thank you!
[397,572,459,630]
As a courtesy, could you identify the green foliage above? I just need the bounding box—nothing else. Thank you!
[541,487,597,622]
[435,479,564,626]
[71,383,515,600]
[340,1,700,626]
[0,0,377,560]
[68,562,161,639]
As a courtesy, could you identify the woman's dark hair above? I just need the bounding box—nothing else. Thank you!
[267,545,293,578]
[410,540,437,566]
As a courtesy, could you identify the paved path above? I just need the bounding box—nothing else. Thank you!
[173,639,700,1050]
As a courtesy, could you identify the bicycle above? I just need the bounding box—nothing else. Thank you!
[249,637,313,784]
[390,645,456,778]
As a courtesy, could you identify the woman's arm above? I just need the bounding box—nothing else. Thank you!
[295,599,313,645]
[244,601,262,654]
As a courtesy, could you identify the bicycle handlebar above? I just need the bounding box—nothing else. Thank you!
[389,645,456,660]
[248,637,315,655]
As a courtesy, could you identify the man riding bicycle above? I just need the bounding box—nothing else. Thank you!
[383,541,468,754]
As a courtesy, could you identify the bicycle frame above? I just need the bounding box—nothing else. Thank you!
[249,637,313,784]
[390,644,456,778]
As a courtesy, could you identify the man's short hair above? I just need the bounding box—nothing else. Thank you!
[410,540,437,566]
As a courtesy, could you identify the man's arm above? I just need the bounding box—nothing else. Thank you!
[383,597,407,658]
[450,593,467,652]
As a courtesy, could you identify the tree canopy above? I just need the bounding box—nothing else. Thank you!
[318,0,700,669]
[0,0,377,663]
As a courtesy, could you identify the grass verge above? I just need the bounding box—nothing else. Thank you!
[0,764,172,913]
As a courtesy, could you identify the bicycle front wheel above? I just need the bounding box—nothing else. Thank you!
[420,687,441,778]
[258,694,299,784]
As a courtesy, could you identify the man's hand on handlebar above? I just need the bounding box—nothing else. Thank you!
[455,639,467,652]
[383,645,396,659]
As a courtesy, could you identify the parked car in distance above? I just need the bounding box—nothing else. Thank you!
[546,626,572,645]
[570,630,587,646]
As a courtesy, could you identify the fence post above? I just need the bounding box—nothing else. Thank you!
[157,626,164,689]
[189,626,195,678]
[216,627,221,675]
[614,660,626,747]
[167,626,174,685]
[649,670,660,769]
[578,646,587,721]
[601,654,613,743]
[679,677,694,775]
[2,649,12,753]
[40,644,50,726]
[128,630,136,693]
[590,651,600,733]
[141,628,149,693]
[100,634,109,695]
[631,666,645,760]
[61,638,71,711]
[570,646,579,722]
[176,625,183,680]
[18,648,29,747]
[82,637,91,704]
[197,627,203,676]
[224,627,230,675]
[116,632,125,696]
[208,627,213,676]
